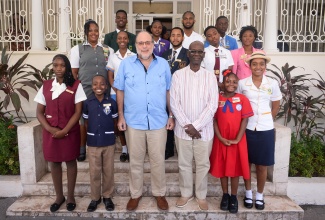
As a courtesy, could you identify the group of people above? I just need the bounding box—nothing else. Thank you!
[34,9,282,214]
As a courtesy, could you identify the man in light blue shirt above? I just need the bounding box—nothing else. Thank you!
[204,16,238,50]
[114,31,174,212]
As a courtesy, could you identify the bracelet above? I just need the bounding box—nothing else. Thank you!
[169,115,175,118]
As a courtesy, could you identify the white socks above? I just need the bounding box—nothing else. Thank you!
[245,190,253,203]
[256,192,264,204]
[122,145,128,154]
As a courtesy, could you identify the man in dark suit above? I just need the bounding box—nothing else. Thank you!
[162,27,190,160]
[104,10,136,53]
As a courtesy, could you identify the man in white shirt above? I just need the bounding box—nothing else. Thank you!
[182,11,204,49]
[170,41,218,211]
[202,26,234,88]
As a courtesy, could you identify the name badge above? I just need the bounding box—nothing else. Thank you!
[232,97,240,103]
[220,54,227,59]
[103,103,111,107]
[219,101,225,107]
[65,89,74,94]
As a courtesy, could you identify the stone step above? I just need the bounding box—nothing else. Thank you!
[6,195,304,219]
[23,171,277,197]
[51,153,180,173]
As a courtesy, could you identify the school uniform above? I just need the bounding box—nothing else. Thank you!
[237,76,282,166]
[202,45,234,82]
[153,38,170,57]
[34,79,86,162]
[83,94,118,200]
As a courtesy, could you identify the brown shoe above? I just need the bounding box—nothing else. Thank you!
[196,198,208,211]
[155,196,169,210]
[126,196,142,211]
[176,196,194,208]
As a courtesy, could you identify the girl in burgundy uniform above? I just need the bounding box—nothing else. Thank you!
[34,54,86,212]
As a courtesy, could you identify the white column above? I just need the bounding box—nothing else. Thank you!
[263,0,278,52]
[240,0,250,26]
[58,0,71,52]
[31,0,45,51]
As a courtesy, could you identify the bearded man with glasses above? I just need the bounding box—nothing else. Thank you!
[114,31,174,212]
[170,41,218,211]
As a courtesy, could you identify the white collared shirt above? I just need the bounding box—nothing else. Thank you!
[69,41,114,68]
[34,78,86,105]
[202,45,234,82]
[106,49,136,94]
[237,76,282,131]
[172,46,183,60]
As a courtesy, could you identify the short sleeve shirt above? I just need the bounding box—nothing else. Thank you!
[237,76,282,131]
[82,94,118,146]
[114,55,172,130]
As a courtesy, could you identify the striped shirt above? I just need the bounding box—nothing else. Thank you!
[170,65,218,141]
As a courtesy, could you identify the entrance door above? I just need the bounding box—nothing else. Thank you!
[133,16,153,35]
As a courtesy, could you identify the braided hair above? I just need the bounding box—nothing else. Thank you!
[52,54,75,87]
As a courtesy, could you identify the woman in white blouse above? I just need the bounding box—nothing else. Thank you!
[237,51,282,210]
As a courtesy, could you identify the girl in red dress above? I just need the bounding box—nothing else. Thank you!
[34,54,86,212]
[209,70,253,213]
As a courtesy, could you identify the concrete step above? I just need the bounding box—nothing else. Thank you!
[6,195,304,219]
[22,171,277,197]
[52,152,180,173]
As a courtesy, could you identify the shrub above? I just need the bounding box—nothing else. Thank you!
[0,117,19,175]
[289,134,325,177]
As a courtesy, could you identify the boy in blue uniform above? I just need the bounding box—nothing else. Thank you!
[83,75,118,212]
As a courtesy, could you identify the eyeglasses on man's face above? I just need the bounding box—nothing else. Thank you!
[188,50,204,55]
[136,41,153,46]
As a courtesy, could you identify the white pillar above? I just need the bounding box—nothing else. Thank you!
[58,0,71,52]
[263,0,278,52]
[31,0,45,51]
[240,0,250,26]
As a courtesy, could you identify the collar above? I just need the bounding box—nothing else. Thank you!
[207,45,222,52]
[88,93,110,102]
[51,78,67,100]
[115,49,133,59]
[173,47,182,55]
[116,29,126,33]
[82,41,103,47]
[245,75,270,86]
[133,53,157,63]
[154,38,161,44]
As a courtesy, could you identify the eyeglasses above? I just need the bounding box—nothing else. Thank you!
[136,41,153,46]
[188,50,204,55]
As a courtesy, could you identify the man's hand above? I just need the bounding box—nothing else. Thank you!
[117,116,127,131]
[166,118,175,130]
[184,124,201,139]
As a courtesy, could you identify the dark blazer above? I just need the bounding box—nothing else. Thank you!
[162,47,190,74]
[103,31,136,53]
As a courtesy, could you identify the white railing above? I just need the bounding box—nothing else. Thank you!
[0,0,324,52]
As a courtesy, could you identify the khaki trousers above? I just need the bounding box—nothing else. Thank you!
[125,126,167,198]
[175,136,213,199]
[88,145,115,200]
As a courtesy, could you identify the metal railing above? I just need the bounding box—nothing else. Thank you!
[1,0,324,52]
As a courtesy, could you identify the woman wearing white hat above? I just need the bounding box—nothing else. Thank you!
[237,51,282,210]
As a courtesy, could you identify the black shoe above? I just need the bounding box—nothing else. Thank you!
[66,203,76,211]
[50,197,65,212]
[255,199,265,210]
[77,152,86,161]
[228,196,238,213]
[87,198,101,212]
[120,153,129,162]
[243,196,253,209]
[165,151,174,160]
[220,193,229,211]
[103,198,115,211]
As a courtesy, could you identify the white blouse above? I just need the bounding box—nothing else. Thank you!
[237,76,282,131]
